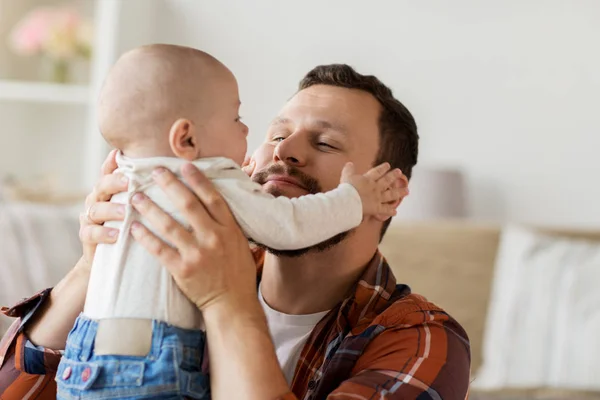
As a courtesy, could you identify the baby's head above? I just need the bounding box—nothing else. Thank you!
[98,44,248,165]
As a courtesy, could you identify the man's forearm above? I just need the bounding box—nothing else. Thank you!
[203,297,292,400]
[26,257,90,350]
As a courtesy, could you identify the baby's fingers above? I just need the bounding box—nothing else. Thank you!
[364,162,391,181]
[377,168,403,189]
[381,187,408,203]
[340,162,357,183]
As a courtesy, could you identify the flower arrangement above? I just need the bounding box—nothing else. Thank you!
[8,6,93,83]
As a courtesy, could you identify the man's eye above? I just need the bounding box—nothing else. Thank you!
[273,137,285,142]
[317,142,336,149]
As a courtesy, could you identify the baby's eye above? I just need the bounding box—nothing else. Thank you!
[235,116,243,122]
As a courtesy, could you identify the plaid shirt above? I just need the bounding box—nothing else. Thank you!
[0,251,470,399]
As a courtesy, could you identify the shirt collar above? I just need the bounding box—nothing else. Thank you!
[254,249,410,332]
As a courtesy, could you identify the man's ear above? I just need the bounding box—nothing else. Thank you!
[373,172,409,222]
[169,118,198,161]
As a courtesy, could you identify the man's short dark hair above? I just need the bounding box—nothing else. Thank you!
[299,64,419,239]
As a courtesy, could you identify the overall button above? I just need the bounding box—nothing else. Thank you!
[62,366,72,380]
[81,367,92,382]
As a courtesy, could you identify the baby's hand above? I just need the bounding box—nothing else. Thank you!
[241,155,256,177]
[341,162,408,219]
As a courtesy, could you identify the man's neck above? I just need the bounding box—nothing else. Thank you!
[260,229,379,315]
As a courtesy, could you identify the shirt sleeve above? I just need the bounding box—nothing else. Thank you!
[1,288,62,399]
[214,171,363,250]
[274,393,297,400]
[328,310,471,400]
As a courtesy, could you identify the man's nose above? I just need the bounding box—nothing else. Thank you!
[273,134,307,166]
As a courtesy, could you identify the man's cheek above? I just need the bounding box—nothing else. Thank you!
[321,174,343,193]
[250,144,274,171]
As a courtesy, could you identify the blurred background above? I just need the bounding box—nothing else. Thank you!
[0,1,598,398]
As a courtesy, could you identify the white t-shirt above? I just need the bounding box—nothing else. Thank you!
[259,286,330,384]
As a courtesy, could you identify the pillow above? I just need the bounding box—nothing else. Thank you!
[472,225,600,391]
[0,203,81,336]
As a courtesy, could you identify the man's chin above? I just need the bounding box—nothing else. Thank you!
[254,230,350,258]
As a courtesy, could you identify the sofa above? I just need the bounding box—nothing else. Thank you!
[2,218,598,398]
[380,221,600,400]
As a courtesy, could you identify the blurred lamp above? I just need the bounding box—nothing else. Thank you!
[395,168,467,221]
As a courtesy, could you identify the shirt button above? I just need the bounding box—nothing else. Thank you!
[62,366,72,380]
[81,367,92,382]
[308,380,316,390]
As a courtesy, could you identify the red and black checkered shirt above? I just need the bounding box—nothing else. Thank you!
[0,251,470,399]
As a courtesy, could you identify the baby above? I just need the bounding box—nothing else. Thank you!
[56,45,402,400]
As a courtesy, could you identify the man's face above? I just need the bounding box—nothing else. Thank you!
[251,84,382,255]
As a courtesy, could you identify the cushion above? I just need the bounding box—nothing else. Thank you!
[473,225,600,390]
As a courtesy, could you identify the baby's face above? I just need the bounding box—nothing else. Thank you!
[196,71,249,166]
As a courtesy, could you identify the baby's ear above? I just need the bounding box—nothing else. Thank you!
[169,118,198,161]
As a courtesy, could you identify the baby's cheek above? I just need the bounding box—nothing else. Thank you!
[223,134,247,165]
[237,139,248,165]
[230,146,246,166]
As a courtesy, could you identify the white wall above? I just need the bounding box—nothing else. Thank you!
[152,0,599,227]
[0,104,87,187]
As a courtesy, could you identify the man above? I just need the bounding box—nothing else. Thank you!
[0,64,470,399]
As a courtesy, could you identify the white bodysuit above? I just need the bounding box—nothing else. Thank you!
[83,154,362,329]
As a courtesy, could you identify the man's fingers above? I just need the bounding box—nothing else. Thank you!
[131,192,196,252]
[151,167,216,228]
[79,224,119,245]
[181,163,234,226]
[87,173,129,205]
[364,162,391,181]
[100,149,119,176]
[130,221,181,270]
[83,202,126,225]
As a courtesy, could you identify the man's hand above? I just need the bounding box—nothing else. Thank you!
[129,164,258,312]
[129,164,290,399]
[341,162,409,221]
[79,149,128,268]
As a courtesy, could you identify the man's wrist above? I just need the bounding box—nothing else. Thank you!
[202,294,290,399]
[202,294,265,330]
[72,256,92,274]
[26,258,90,349]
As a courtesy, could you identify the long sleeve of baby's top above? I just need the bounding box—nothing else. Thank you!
[212,164,363,251]
[114,155,363,251]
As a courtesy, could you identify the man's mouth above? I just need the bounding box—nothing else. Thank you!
[252,163,322,195]
[264,175,308,191]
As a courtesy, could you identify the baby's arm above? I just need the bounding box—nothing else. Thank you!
[214,163,403,250]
